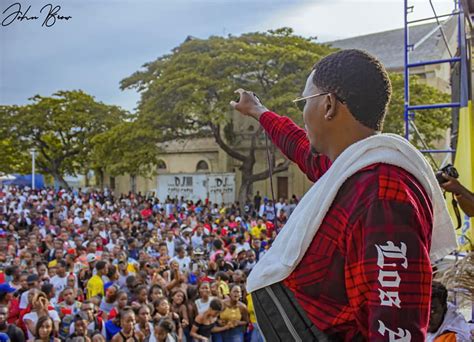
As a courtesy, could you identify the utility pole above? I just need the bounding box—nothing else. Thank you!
[30,148,36,190]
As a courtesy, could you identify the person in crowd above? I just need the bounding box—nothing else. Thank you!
[147,285,163,305]
[110,307,144,342]
[152,318,177,342]
[23,291,60,340]
[0,304,25,342]
[427,281,472,342]
[31,315,60,342]
[20,275,41,310]
[169,289,189,335]
[0,184,460,341]
[152,298,182,342]
[214,272,229,300]
[190,298,227,341]
[131,285,149,309]
[134,305,153,342]
[100,284,119,320]
[194,282,216,316]
[215,285,248,342]
[69,301,103,338]
[108,291,128,321]
[0,282,20,325]
[66,312,104,342]
[57,287,82,339]
[87,262,107,300]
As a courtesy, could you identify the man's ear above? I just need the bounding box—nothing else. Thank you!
[324,93,338,120]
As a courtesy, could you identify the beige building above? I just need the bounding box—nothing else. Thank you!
[111,19,457,201]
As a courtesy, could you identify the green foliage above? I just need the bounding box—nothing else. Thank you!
[90,120,162,177]
[121,28,336,133]
[0,90,127,188]
[121,28,452,200]
[0,137,30,174]
[385,73,451,149]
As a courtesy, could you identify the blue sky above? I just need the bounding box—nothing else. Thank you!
[0,0,454,112]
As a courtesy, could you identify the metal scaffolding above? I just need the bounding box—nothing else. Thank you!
[403,0,470,156]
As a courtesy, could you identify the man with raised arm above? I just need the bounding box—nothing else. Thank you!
[231,49,457,341]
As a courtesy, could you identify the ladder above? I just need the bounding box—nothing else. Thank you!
[403,0,469,155]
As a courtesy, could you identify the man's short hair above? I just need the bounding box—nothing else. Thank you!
[95,260,107,271]
[431,281,448,305]
[312,49,392,131]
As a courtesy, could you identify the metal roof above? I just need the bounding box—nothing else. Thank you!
[326,16,458,70]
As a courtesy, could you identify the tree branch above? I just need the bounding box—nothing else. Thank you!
[209,123,247,162]
[249,159,290,182]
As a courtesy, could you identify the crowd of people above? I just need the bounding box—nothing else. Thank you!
[0,185,472,341]
[0,186,298,342]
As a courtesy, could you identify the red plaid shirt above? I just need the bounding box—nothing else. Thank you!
[260,111,433,341]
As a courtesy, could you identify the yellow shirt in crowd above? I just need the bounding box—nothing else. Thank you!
[250,224,265,239]
[87,274,104,299]
[246,293,257,324]
[218,280,229,298]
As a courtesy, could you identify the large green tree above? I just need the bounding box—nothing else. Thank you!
[90,121,163,187]
[121,28,336,204]
[385,73,451,150]
[0,90,127,189]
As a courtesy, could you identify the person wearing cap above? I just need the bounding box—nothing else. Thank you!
[0,283,20,325]
[190,247,206,279]
[0,304,25,342]
[176,226,192,249]
[86,253,97,268]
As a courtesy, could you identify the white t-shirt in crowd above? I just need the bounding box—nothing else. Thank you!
[50,274,69,300]
[19,290,30,309]
[171,256,191,273]
[195,297,217,315]
[23,310,60,340]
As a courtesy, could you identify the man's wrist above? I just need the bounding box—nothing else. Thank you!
[250,106,268,121]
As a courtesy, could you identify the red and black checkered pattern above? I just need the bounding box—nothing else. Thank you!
[260,111,433,341]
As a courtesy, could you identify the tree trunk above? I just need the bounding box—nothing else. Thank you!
[210,122,290,209]
[238,179,252,209]
[85,172,90,187]
[98,169,105,190]
[52,171,71,191]
[238,160,255,208]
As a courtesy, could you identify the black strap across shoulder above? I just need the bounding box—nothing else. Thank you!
[252,282,330,342]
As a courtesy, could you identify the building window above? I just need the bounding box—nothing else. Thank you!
[196,160,209,172]
[110,176,116,190]
[157,159,167,171]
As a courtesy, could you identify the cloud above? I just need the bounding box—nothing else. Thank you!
[0,0,456,111]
